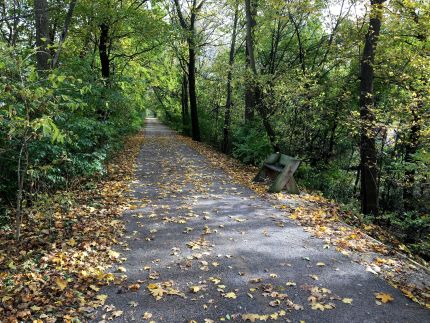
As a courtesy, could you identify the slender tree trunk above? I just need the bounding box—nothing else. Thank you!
[244,0,257,122]
[99,22,110,79]
[15,138,28,241]
[181,73,189,133]
[34,0,50,73]
[223,2,239,153]
[173,0,202,141]
[359,0,385,215]
[51,0,77,68]
[188,33,200,141]
[244,0,279,151]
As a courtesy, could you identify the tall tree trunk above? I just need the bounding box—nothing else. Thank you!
[99,22,110,79]
[188,33,200,141]
[181,73,189,133]
[51,0,77,68]
[244,0,257,122]
[244,0,279,151]
[359,0,385,215]
[173,0,202,141]
[223,2,239,153]
[34,0,50,73]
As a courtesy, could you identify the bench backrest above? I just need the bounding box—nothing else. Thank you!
[264,153,280,164]
[264,153,300,167]
[279,154,300,167]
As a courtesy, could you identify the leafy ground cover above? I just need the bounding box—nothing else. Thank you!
[179,135,430,309]
[0,132,144,321]
[1,125,429,322]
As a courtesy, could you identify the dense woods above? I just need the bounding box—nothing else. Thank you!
[0,0,429,258]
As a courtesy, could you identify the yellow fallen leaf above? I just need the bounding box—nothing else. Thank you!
[242,313,266,322]
[67,238,77,247]
[190,285,202,293]
[142,312,153,320]
[96,294,108,304]
[89,284,100,291]
[342,298,353,304]
[147,284,164,300]
[2,296,13,303]
[108,250,120,259]
[311,303,326,311]
[375,292,394,303]
[224,292,237,299]
[55,277,68,291]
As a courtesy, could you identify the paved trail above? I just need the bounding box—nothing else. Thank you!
[98,118,429,322]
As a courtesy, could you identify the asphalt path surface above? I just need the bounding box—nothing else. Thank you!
[96,118,429,323]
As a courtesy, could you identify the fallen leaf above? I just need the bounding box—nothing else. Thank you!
[143,312,153,320]
[128,283,141,291]
[375,292,394,303]
[342,298,353,304]
[225,292,237,299]
[55,277,68,291]
[112,310,123,317]
[117,266,127,273]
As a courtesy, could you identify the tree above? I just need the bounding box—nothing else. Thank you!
[173,0,205,141]
[359,0,386,215]
[34,0,50,73]
[244,0,279,151]
[222,0,239,153]
[244,0,256,122]
[99,22,110,79]
[51,0,77,69]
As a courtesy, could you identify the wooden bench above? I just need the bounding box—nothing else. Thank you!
[253,153,301,193]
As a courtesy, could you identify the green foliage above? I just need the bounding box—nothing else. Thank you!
[232,121,272,165]
[296,163,356,203]
[378,211,430,258]
[0,40,146,222]
[153,0,429,256]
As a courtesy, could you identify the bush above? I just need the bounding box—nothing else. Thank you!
[0,43,145,225]
[232,121,273,165]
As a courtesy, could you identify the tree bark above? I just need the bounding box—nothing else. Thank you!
[99,22,110,79]
[188,33,200,141]
[244,0,257,122]
[51,0,77,68]
[181,73,190,133]
[174,0,203,141]
[359,0,385,215]
[222,2,239,153]
[34,0,50,73]
[244,0,279,151]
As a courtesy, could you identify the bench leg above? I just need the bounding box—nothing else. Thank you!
[285,176,299,194]
[268,161,300,193]
[253,168,266,182]
[269,169,292,193]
